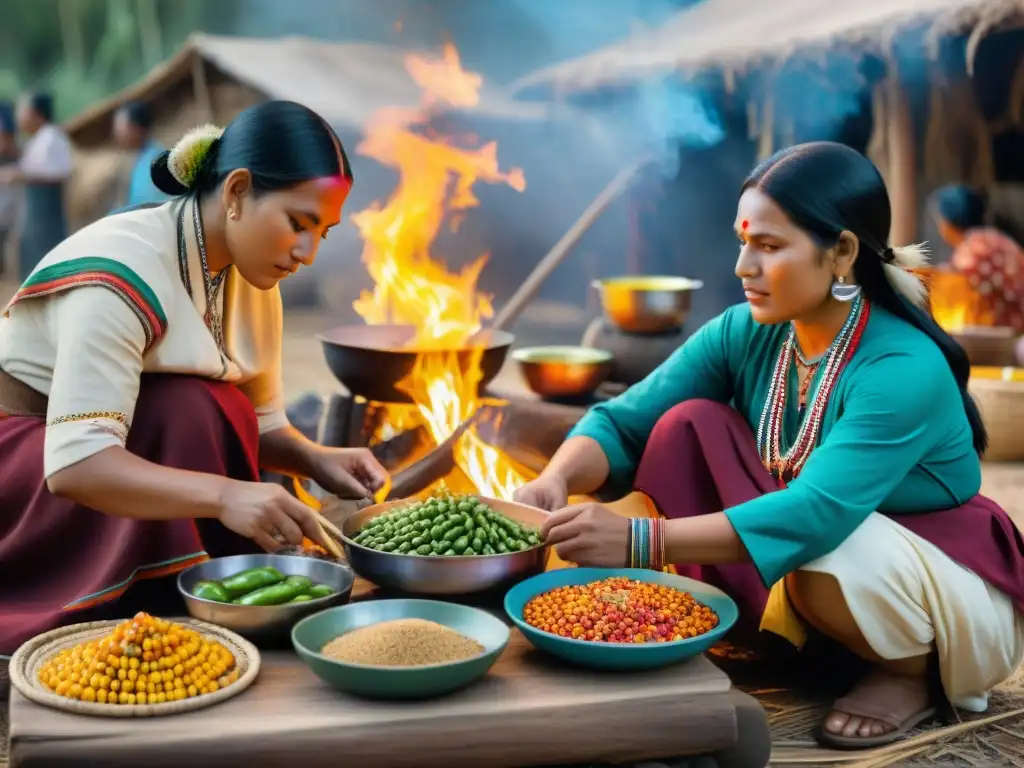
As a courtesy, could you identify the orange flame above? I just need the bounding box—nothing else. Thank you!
[351,43,531,499]
[926,269,994,333]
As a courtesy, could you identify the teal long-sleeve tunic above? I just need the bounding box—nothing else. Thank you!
[568,303,982,587]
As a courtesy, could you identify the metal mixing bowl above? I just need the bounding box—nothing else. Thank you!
[177,554,355,644]
[593,275,703,334]
[341,498,550,595]
[511,345,614,399]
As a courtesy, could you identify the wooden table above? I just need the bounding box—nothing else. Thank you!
[7,629,769,768]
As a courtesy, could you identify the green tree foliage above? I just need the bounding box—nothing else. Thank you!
[0,0,241,120]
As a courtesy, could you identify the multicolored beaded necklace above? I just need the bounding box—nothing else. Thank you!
[756,295,870,483]
[176,196,230,378]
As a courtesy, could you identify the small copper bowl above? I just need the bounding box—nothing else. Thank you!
[511,346,614,399]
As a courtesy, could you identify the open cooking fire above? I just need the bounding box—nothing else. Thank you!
[927,269,994,332]
[350,44,533,500]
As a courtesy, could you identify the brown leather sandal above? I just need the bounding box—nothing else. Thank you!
[815,670,937,749]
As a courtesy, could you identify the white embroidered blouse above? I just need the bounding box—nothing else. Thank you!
[0,197,289,478]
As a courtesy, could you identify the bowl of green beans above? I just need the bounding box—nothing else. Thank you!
[340,490,551,596]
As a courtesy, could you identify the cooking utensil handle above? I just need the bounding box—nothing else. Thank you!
[491,155,653,332]
[313,510,345,543]
[290,476,346,558]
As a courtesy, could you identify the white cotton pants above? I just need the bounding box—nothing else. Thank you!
[760,512,1024,710]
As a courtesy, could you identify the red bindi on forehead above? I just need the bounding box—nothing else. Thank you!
[741,220,749,231]
[310,175,352,194]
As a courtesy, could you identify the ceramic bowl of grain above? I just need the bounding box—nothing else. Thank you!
[291,598,510,699]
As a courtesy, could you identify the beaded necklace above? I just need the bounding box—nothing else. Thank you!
[191,199,228,352]
[756,296,870,483]
[176,197,229,378]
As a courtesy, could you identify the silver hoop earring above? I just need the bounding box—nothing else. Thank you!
[831,275,861,302]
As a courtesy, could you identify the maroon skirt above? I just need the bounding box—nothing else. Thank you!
[632,399,1024,625]
[0,374,262,656]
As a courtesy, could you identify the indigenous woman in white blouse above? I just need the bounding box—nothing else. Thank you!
[0,101,389,655]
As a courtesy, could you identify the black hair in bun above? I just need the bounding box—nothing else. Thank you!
[150,101,352,201]
[150,149,189,196]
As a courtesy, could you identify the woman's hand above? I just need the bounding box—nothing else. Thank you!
[541,502,630,567]
[513,474,569,512]
[307,446,389,499]
[217,480,333,552]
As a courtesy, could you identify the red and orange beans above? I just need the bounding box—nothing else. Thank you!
[523,577,718,644]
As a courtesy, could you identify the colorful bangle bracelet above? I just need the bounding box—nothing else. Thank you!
[627,518,666,571]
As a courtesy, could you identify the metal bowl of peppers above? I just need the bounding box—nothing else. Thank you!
[177,554,355,644]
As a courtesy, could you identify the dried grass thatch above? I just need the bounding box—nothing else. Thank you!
[762,670,1024,766]
[67,33,548,149]
[511,0,1024,97]
[708,643,1024,768]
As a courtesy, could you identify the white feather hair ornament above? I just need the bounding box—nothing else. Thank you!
[167,124,224,189]
[883,242,930,309]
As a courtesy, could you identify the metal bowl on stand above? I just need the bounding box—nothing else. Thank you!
[511,346,614,400]
[593,276,703,334]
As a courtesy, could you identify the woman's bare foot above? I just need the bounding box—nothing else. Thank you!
[821,666,933,744]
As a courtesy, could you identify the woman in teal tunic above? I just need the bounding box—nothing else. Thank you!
[515,142,1024,749]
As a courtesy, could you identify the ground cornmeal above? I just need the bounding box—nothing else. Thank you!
[321,618,485,666]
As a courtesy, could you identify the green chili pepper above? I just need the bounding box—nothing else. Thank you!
[191,580,231,603]
[235,581,305,606]
[307,584,336,599]
[221,567,285,597]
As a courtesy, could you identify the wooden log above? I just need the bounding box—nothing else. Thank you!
[370,426,430,472]
[385,408,491,499]
[480,384,591,459]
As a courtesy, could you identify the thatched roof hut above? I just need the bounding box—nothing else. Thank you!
[512,0,1024,96]
[64,33,545,228]
[510,0,1024,247]
[59,33,562,310]
[69,33,543,147]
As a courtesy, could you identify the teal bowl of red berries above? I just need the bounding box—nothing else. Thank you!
[503,568,738,671]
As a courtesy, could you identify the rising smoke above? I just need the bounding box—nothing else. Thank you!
[226,0,939,321]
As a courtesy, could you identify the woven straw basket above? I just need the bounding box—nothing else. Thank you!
[9,618,261,717]
[971,375,1024,461]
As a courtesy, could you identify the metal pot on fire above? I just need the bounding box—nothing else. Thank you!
[318,324,515,405]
